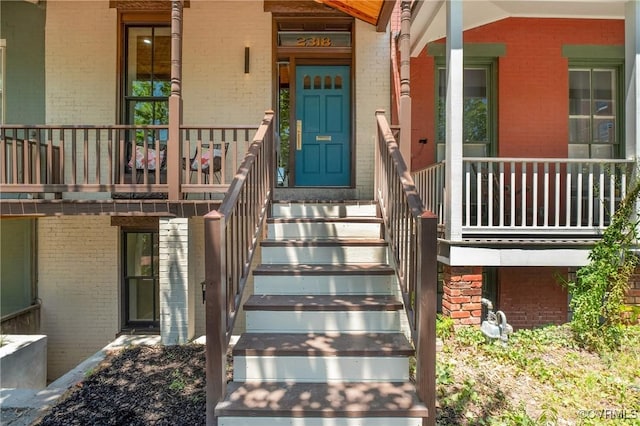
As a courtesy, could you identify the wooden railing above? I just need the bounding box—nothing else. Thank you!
[413,161,445,226]
[375,110,437,426]
[1,302,41,334]
[413,157,635,236]
[0,124,256,199]
[203,111,274,425]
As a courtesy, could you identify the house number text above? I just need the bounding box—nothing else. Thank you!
[296,37,333,47]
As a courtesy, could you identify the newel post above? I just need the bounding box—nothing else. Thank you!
[416,211,438,426]
[204,211,226,426]
[168,0,184,200]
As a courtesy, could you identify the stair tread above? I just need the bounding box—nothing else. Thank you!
[261,239,387,247]
[268,217,382,223]
[233,332,414,357]
[253,264,395,276]
[216,382,428,418]
[244,295,403,311]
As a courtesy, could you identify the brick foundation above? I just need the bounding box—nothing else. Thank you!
[626,264,640,306]
[442,266,483,326]
[499,267,568,329]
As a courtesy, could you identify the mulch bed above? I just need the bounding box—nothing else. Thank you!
[36,345,209,426]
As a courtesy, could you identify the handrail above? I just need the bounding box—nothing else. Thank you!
[203,111,274,425]
[374,110,437,426]
[390,33,402,121]
[0,124,256,198]
[414,157,635,235]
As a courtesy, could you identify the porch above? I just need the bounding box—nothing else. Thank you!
[413,156,637,266]
[0,123,259,203]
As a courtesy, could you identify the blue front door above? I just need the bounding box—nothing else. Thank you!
[295,65,351,186]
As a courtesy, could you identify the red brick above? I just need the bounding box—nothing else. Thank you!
[462,303,482,311]
[449,296,471,304]
[470,310,483,317]
[470,281,483,288]
[450,311,471,319]
[462,274,483,282]
[471,296,482,303]
[443,287,461,297]
[458,317,481,326]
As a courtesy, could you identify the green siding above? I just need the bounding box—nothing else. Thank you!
[0,219,34,317]
[562,45,625,60]
[0,1,45,124]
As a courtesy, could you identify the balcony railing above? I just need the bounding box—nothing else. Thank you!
[0,124,257,199]
[414,157,636,236]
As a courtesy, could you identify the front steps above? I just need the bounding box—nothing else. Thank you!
[215,201,428,426]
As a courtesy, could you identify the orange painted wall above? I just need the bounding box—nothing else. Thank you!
[410,18,625,170]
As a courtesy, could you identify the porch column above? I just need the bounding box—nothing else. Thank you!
[399,0,412,166]
[442,265,483,326]
[168,0,184,200]
[444,0,463,241]
[625,0,640,222]
[159,217,195,344]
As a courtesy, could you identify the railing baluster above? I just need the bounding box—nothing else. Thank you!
[488,162,494,227]
[34,129,42,184]
[587,163,594,227]
[566,164,572,228]
[521,162,527,227]
[510,161,515,227]
[553,162,560,227]
[543,162,549,227]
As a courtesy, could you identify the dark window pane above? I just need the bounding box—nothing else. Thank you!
[569,70,590,115]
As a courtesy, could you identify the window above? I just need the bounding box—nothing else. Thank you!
[123,25,170,136]
[569,66,621,159]
[436,63,496,161]
[122,231,159,329]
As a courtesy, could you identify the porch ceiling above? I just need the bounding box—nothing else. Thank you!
[315,0,396,31]
[411,0,627,56]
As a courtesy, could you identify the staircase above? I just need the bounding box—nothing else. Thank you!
[215,201,428,426]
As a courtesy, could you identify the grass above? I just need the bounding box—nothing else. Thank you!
[436,323,640,425]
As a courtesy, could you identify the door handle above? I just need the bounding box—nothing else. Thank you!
[296,120,302,150]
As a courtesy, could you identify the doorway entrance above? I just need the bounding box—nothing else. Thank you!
[275,17,354,188]
[295,65,350,186]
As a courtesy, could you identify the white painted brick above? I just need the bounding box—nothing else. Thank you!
[38,216,119,381]
[159,218,194,345]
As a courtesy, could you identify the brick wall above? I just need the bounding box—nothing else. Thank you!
[182,1,271,125]
[498,267,568,329]
[626,264,640,306]
[45,0,116,125]
[411,17,625,166]
[159,218,194,345]
[355,20,390,199]
[38,216,119,380]
[442,266,483,325]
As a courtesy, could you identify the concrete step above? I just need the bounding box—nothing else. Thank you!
[244,295,404,333]
[260,239,389,265]
[216,382,428,426]
[232,332,413,382]
[253,264,397,295]
[267,217,382,239]
[272,202,378,219]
